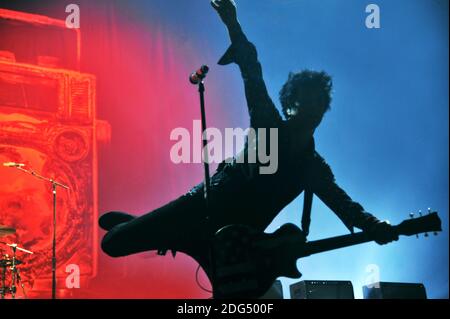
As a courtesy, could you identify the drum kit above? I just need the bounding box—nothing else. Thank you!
[0,224,33,299]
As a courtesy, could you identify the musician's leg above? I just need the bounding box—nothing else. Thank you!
[101,191,207,258]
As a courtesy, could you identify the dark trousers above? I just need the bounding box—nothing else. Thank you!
[101,190,213,275]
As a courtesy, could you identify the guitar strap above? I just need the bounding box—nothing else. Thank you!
[301,137,316,238]
[301,188,313,238]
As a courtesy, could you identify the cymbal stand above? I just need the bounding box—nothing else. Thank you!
[15,267,26,298]
[1,260,6,299]
[10,245,17,299]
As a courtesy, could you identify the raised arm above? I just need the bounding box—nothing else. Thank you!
[211,0,282,129]
[308,152,399,244]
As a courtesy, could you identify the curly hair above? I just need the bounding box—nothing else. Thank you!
[279,70,333,119]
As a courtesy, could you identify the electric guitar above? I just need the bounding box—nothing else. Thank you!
[211,210,442,299]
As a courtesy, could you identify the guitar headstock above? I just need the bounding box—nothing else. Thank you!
[397,208,442,237]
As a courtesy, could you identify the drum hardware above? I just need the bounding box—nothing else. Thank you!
[3,163,69,299]
[0,241,33,299]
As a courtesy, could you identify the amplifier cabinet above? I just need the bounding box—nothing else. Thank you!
[363,282,427,299]
[290,280,355,299]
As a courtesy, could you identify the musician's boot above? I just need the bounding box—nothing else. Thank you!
[99,211,136,231]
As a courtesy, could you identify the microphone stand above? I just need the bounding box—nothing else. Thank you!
[194,78,218,297]
[198,82,211,212]
[13,166,68,299]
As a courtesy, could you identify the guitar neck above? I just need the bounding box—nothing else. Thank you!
[298,229,387,258]
[296,211,442,258]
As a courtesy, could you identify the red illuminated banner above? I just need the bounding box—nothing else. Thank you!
[0,8,109,298]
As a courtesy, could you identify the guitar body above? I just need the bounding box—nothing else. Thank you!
[212,223,306,299]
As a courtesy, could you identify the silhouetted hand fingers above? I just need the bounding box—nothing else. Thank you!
[372,222,399,245]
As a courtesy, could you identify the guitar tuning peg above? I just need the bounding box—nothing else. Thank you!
[416,211,423,238]
[424,210,429,237]
[423,210,428,236]
[409,213,414,219]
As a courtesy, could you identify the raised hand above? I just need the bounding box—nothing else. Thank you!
[211,0,238,26]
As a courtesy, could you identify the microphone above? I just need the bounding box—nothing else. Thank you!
[3,162,25,167]
[189,65,209,84]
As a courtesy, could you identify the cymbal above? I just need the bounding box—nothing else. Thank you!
[0,225,15,237]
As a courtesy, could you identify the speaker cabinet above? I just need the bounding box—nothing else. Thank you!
[290,280,355,299]
[363,282,427,299]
